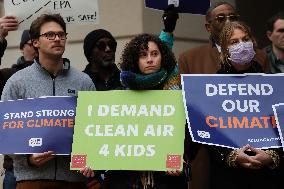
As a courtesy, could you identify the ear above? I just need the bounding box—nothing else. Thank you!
[32,39,40,48]
[89,55,95,63]
[266,31,272,41]
[205,23,211,33]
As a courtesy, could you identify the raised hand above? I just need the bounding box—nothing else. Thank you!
[163,4,179,33]
[0,15,19,39]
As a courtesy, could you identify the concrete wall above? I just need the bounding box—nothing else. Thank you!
[0,0,236,70]
[0,0,145,70]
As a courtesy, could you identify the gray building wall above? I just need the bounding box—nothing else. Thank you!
[0,0,235,70]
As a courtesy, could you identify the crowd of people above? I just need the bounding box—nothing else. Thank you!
[0,1,283,189]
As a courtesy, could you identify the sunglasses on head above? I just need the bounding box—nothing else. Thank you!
[95,41,117,51]
[212,14,240,23]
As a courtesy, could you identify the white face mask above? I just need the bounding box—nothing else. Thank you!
[228,41,256,65]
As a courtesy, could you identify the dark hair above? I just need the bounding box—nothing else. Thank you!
[19,30,31,49]
[205,2,236,22]
[83,29,116,63]
[266,11,284,32]
[219,21,257,64]
[119,34,177,74]
[29,13,66,40]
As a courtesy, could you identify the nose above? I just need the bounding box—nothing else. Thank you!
[225,17,231,23]
[105,45,111,52]
[146,54,153,64]
[54,34,61,40]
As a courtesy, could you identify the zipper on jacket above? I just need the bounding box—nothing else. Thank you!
[54,156,57,180]
[105,80,108,89]
[52,77,56,96]
[50,74,57,179]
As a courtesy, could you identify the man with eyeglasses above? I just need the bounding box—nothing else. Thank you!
[1,13,95,189]
[82,29,123,189]
[83,29,123,91]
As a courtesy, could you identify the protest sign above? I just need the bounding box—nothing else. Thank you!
[71,90,185,171]
[145,0,210,14]
[4,0,99,29]
[0,96,76,154]
[272,103,284,151]
[182,74,284,149]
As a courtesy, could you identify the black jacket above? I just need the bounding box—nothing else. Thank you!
[83,63,123,91]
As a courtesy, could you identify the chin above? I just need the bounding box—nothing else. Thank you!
[144,70,157,74]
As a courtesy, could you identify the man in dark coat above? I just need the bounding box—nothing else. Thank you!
[83,29,123,91]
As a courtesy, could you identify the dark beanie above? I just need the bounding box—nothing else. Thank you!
[20,30,31,49]
[83,29,116,62]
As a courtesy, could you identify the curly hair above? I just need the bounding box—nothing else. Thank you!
[219,21,257,65]
[119,34,177,74]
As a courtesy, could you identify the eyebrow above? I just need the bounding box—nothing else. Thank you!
[216,12,236,16]
[276,28,284,32]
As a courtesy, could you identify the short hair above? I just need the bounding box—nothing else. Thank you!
[266,11,284,32]
[30,13,66,40]
[205,2,236,22]
[119,34,177,74]
[219,21,257,64]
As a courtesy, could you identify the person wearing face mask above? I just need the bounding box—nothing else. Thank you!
[207,21,282,189]
[178,2,270,75]
[83,29,124,91]
[218,21,262,73]
[177,4,271,189]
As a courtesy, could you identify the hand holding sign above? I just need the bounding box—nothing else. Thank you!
[235,145,261,169]
[80,167,95,178]
[0,15,19,38]
[29,151,55,167]
[248,146,276,168]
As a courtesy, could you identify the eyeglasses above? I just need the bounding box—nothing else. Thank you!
[95,41,117,51]
[210,14,240,23]
[39,31,68,40]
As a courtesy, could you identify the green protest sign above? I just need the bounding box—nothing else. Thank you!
[71,90,185,171]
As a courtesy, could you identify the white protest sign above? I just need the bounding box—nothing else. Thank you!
[4,0,99,29]
[168,0,179,7]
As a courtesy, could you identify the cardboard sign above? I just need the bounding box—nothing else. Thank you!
[71,90,186,171]
[272,103,284,151]
[145,0,210,14]
[0,96,76,154]
[182,74,284,149]
[4,0,99,29]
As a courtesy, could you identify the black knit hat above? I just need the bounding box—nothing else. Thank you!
[83,29,117,62]
[20,30,31,49]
